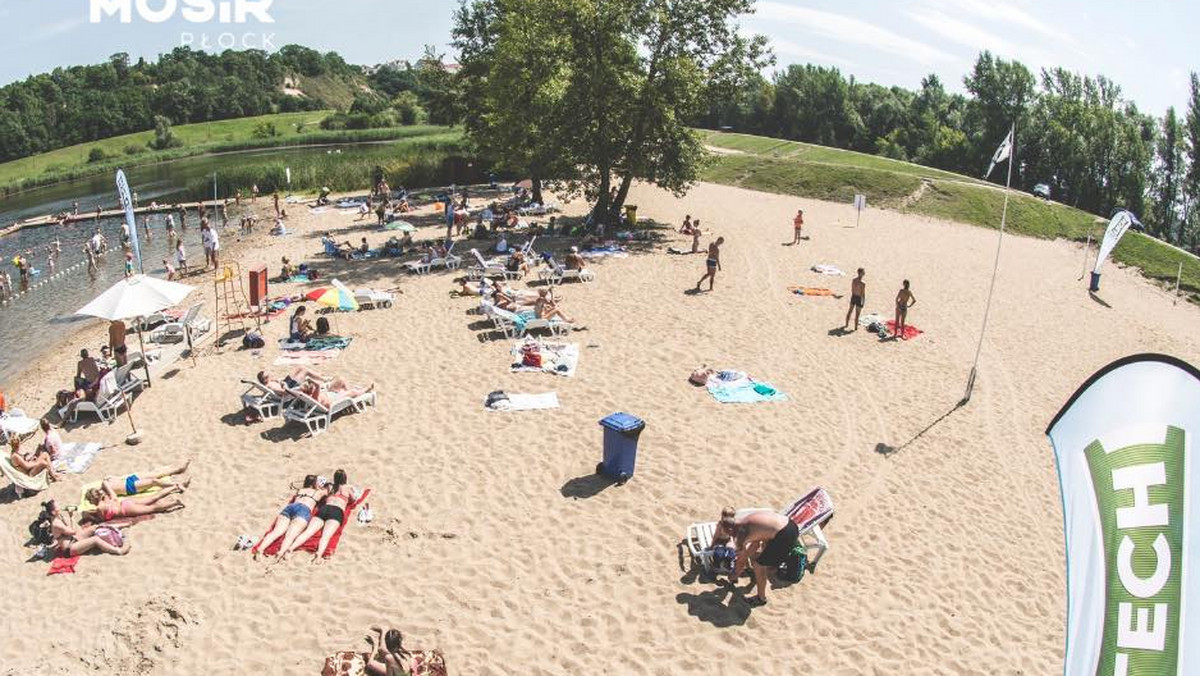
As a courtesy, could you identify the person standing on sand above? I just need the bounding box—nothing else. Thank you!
[719,508,798,607]
[273,192,280,218]
[791,209,804,244]
[175,240,188,276]
[690,222,703,254]
[894,280,916,339]
[844,268,866,330]
[695,236,724,292]
[252,184,259,203]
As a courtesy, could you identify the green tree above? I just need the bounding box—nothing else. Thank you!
[963,52,1035,181]
[148,115,182,150]
[1184,73,1200,251]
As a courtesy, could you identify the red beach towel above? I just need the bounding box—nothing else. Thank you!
[252,489,370,558]
[48,556,80,575]
[885,320,923,341]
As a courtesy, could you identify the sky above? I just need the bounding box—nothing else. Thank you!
[0,0,1195,117]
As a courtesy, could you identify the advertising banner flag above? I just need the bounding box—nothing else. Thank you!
[1094,211,1136,275]
[985,126,1014,179]
[116,169,141,273]
[1046,354,1200,676]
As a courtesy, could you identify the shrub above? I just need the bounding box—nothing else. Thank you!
[87,147,111,163]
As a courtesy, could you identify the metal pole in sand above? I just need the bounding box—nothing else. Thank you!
[1174,261,1183,305]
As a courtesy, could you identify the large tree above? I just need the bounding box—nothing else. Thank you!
[1184,73,1200,251]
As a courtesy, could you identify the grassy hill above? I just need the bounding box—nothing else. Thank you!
[0,113,444,196]
[700,130,1199,301]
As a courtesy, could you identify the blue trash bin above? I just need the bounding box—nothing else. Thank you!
[598,412,645,484]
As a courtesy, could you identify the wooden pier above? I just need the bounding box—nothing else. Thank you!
[0,200,229,238]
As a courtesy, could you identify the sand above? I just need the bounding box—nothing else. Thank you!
[2,180,1198,675]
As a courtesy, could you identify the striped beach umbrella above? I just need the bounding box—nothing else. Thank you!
[305,280,358,312]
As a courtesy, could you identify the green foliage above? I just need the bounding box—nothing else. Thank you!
[123,144,144,156]
[149,116,183,150]
[701,154,920,203]
[87,147,112,163]
[252,121,279,139]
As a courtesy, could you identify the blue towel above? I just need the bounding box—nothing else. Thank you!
[708,382,788,404]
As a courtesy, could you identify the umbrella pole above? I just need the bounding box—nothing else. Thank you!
[121,390,142,444]
[136,319,151,388]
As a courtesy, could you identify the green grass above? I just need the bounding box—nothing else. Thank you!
[700,130,988,185]
[293,74,361,111]
[701,154,921,204]
[699,129,1200,301]
[0,116,454,196]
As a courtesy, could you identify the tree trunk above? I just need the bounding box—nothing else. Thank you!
[532,175,543,205]
[612,174,634,223]
[594,168,611,233]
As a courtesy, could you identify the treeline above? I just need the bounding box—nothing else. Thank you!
[0,45,360,163]
[702,52,1200,250]
[321,47,461,131]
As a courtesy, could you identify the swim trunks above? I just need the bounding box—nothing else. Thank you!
[317,503,346,524]
[756,520,799,569]
[706,258,717,269]
[850,294,863,308]
[125,474,139,495]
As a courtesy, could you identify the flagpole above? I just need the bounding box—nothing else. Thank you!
[964,124,1015,404]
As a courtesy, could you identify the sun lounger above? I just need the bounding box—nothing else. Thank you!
[113,362,145,398]
[240,380,288,420]
[480,300,570,338]
[149,303,211,344]
[537,258,596,285]
[467,248,521,281]
[354,289,395,309]
[0,411,38,445]
[282,386,376,437]
[63,372,127,424]
[685,488,834,574]
[404,242,461,274]
[0,452,49,497]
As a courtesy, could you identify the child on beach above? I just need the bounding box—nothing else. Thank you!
[175,240,187,275]
[791,209,804,244]
[894,280,916,339]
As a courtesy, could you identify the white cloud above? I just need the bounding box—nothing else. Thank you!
[932,0,1075,44]
[907,9,1028,60]
[768,37,855,70]
[754,2,954,67]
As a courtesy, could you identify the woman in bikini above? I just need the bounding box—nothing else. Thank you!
[33,499,132,557]
[280,469,353,562]
[82,484,185,523]
[366,626,413,676]
[100,460,191,498]
[256,475,323,560]
[534,289,574,323]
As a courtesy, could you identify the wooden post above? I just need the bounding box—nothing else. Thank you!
[1175,262,1183,305]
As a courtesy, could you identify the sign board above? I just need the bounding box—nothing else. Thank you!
[853,194,866,211]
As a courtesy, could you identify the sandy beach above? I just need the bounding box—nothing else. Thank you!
[2,179,1198,675]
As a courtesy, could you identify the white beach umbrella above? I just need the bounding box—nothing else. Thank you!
[76,274,193,320]
[75,274,194,442]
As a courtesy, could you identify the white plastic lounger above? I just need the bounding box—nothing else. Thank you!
[150,303,212,344]
[0,411,38,445]
[240,380,287,420]
[354,289,395,309]
[537,258,596,285]
[404,242,461,275]
[64,372,127,423]
[467,248,521,281]
[480,301,570,338]
[282,387,376,437]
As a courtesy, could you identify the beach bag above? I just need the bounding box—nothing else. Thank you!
[321,651,366,676]
[95,526,124,548]
[242,331,265,349]
[778,545,808,583]
[709,545,736,571]
[689,367,712,387]
[521,344,542,368]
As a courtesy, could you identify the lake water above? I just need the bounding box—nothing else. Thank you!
[0,143,481,390]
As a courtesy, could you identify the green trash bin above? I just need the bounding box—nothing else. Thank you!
[624,204,638,226]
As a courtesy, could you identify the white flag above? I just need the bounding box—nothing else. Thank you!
[985,127,1014,179]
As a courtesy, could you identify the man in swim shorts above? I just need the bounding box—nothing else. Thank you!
[844,267,866,331]
[726,509,798,606]
[894,279,916,339]
[791,209,804,244]
[694,236,724,292]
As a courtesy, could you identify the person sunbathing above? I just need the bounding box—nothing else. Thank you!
[297,379,374,409]
[256,475,324,560]
[33,499,131,558]
[279,469,353,562]
[257,366,331,397]
[9,437,61,482]
[100,461,191,498]
[564,247,587,271]
[82,484,185,523]
[365,626,413,676]
[534,289,574,323]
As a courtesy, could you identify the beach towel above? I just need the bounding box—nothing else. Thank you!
[47,556,79,576]
[0,453,48,494]
[485,392,560,412]
[253,489,371,558]
[273,350,342,366]
[278,337,351,351]
[707,380,788,404]
[52,442,103,475]
[811,264,844,276]
[384,221,416,232]
[885,320,923,341]
[789,287,837,297]
[509,341,579,377]
[287,274,311,283]
[321,649,445,676]
[580,245,628,259]
[858,312,884,328]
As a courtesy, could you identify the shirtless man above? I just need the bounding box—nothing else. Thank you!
[791,209,804,244]
[894,279,916,339]
[721,508,799,606]
[844,268,866,331]
[694,236,724,292]
[75,349,103,392]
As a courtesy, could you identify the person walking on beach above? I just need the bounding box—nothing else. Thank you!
[694,237,724,292]
[178,204,188,230]
[201,221,217,270]
[844,268,866,331]
[83,245,97,275]
[791,209,804,244]
[894,280,916,339]
[175,240,188,276]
